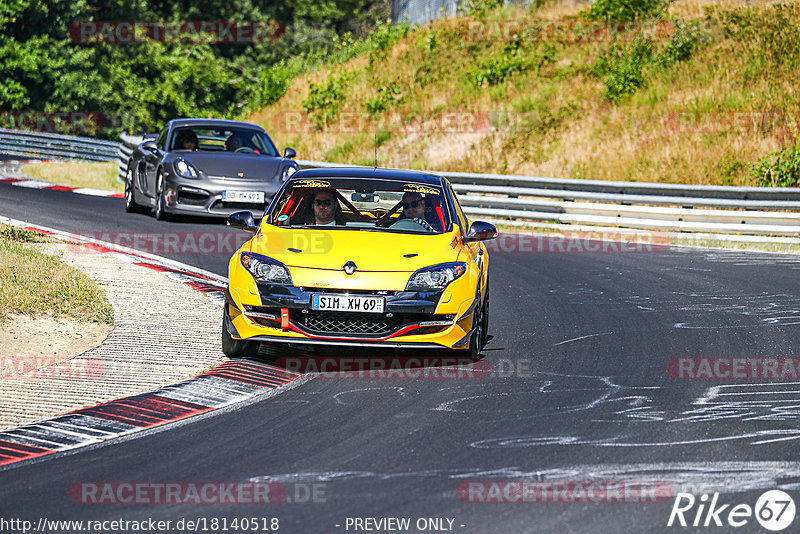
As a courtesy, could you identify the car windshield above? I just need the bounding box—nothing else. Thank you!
[268,177,451,234]
[170,126,279,156]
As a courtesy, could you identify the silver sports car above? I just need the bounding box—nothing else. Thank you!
[124,118,298,220]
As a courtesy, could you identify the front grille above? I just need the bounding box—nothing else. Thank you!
[178,190,208,205]
[211,200,267,210]
[246,304,450,338]
[295,311,404,337]
[290,310,452,338]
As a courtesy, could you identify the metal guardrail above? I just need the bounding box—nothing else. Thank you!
[0,129,119,162]
[292,159,800,236]
[112,137,800,237]
[117,133,143,182]
[295,159,800,202]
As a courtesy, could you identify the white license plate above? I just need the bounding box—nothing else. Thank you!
[222,190,264,203]
[312,294,385,313]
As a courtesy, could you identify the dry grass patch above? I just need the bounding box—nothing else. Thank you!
[21,161,122,193]
[0,225,113,324]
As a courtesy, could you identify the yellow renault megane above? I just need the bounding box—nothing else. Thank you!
[223,167,496,357]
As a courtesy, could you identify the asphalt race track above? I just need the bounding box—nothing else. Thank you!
[3,179,800,533]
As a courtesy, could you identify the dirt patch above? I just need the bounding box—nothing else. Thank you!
[0,314,112,378]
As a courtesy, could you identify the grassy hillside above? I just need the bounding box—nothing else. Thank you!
[245,0,800,186]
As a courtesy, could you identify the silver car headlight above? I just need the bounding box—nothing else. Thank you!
[174,157,199,179]
[406,262,467,291]
[241,252,292,285]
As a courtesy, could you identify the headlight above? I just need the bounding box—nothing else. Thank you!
[240,252,292,285]
[174,157,198,179]
[281,164,298,181]
[406,262,466,291]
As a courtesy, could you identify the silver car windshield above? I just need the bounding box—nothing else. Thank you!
[171,127,279,156]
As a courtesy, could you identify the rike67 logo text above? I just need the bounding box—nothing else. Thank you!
[668,490,795,531]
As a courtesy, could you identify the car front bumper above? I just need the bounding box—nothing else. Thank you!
[163,174,284,217]
[225,284,478,350]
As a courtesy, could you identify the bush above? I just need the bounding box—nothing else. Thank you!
[752,144,800,187]
[657,20,708,67]
[364,83,402,114]
[469,40,554,87]
[460,0,504,19]
[596,40,653,103]
[302,74,351,129]
[368,19,411,65]
[591,17,707,103]
[254,60,297,109]
[585,0,671,22]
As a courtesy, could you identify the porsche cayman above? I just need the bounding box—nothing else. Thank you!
[124,118,298,219]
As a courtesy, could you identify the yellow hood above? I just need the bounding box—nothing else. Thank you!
[247,226,460,272]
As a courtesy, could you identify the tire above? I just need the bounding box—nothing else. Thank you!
[480,281,489,349]
[153,169,169,221]
[222,305,258,358]
[468,286,488,359]
[124,161,140,213]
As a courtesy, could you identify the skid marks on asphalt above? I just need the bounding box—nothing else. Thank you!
[247,461,800,496]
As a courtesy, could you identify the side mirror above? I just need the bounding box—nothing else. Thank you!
[283,147,296,159]
[227,211,257,233]
[142,139,157,150]
[463,221,497,243]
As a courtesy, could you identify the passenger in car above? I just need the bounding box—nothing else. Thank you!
[400,192,437,232]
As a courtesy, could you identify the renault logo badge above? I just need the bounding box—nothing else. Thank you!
[343,261,357,275]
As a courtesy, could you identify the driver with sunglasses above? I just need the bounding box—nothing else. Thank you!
[308,189,347,225]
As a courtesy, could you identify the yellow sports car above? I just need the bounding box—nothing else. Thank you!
[223,168,496,357]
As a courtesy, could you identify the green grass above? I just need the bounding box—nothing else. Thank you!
[21,161,122,193]
[0,225,114,324]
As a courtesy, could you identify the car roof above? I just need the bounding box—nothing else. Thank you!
[290,167,445,186]
[168,118,265,132]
